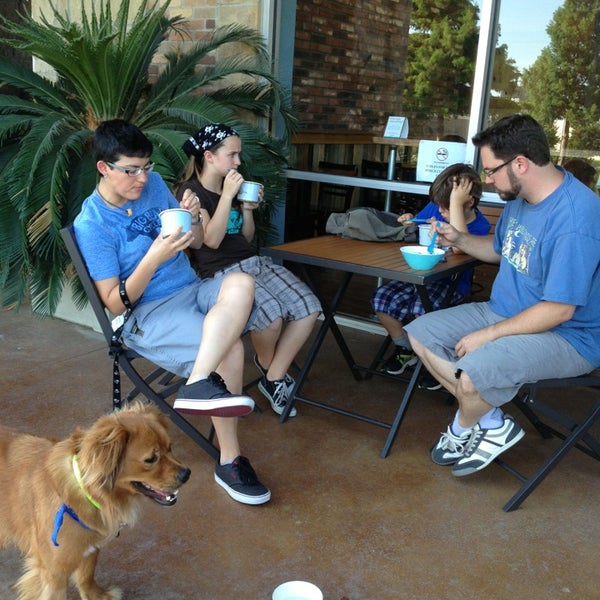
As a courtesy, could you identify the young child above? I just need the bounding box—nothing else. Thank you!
[372,163,491,377]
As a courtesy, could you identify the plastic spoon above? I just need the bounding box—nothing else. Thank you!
[427,226,438,254]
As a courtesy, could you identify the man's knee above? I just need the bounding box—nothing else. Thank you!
[455,369,478,396]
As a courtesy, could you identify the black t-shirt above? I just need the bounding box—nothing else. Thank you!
[176,180,255,278]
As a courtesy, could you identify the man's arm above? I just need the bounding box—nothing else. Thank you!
[435,221,500,264]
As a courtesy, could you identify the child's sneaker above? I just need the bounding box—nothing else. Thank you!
[253,353,296,395]
[381,346,417,375]
[214,456,271,505]
[174,372,254,417]
[258,376,297,417]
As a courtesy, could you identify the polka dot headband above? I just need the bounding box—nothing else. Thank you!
[183,124,239,158]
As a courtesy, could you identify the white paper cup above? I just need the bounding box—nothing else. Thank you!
[238,181,261,202]
[272,580,323,600]
[159,208,192,238]
[418,223,431,246]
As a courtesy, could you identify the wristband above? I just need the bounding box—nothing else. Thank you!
[119,279,133,310]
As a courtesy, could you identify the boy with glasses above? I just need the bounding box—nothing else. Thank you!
[73,119,271,505]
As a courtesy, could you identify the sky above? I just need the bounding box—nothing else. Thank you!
[474,0,564,71]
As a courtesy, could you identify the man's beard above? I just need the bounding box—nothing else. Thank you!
[495,166,521,201]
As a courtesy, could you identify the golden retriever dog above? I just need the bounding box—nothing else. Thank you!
[0,401,190,600]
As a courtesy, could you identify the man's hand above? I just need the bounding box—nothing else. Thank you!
[455,327,495,358]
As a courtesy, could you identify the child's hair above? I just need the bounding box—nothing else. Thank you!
[429,163,483,209]
[93,119,153,163]
[564,158,597,189]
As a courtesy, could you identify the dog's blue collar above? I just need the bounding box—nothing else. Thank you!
[51,503,92,547]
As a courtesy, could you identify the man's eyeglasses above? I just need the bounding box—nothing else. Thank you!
[106,161,155,177]
[482,156,516,178]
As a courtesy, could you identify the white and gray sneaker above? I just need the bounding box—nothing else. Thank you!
[258,376,297,417]
[452,415,525,477]
[431,426,473,466]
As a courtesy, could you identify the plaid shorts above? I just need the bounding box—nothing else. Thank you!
[371,278,464,321]
[215,255,322,331]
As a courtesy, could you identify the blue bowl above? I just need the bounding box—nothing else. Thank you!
[401,246,445,270]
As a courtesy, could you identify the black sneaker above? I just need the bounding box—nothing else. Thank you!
[253,354,296,394]
[214,456,271,505]
[258,376,297,417]
[418,371,442,391]
[174,372,255,417]
[381,346,418,375]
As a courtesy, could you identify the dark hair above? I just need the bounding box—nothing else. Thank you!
[93,119,153,163]
[429,163,483,209]
[564,158,597,188]
[472,114,551,166]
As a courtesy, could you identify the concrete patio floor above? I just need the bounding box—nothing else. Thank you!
[0,307,598,599]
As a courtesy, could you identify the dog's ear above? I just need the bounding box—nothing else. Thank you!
[78,414,129,491]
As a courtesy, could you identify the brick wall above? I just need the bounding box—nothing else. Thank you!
[293,0,411,132]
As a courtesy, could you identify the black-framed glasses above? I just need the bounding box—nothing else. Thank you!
[106,161,155,177]
[482,156,516,178]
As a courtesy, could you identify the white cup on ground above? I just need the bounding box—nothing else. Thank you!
[272,580,323,600]
[418,223,431,246]
[238,181,262,202]
[159,208,192,238]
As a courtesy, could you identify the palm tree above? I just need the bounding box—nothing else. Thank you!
[0,0,296,316]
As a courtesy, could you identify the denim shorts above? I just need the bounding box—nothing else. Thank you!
[123,276,253,377]
[405,302,594,406]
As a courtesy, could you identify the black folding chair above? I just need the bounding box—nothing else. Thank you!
[381,363,600,511]
[60,226,219,459]
[497,372,600,511]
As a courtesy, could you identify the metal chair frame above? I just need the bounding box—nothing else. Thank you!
[60,226,219,459]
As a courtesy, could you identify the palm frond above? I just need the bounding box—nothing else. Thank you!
[0,1,296,314]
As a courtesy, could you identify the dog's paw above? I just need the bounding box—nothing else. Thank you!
[80,586,123,600]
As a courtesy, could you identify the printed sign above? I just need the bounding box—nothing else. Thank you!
[383,116,409,139]
[416,140,467,182]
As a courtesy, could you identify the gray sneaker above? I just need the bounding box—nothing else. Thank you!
[258,376,297,417]
[174,372,255,417]
[431,426,473,465]
[452,415,525,477]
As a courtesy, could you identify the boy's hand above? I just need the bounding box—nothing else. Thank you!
[398,212,414,223]
[449,176,473,207]
[148,228,193,264]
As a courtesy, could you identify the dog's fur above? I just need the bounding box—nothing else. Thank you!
[0,401,190,600]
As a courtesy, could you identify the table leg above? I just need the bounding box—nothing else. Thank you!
[380,360,423,458]
[279,268,362,423]
[384,145,397,212]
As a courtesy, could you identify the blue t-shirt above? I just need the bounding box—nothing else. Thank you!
[416,201,492,296]
[489,169,600,366]
[73,172,198,304]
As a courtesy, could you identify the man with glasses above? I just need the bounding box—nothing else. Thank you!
[405,114,600,477]
[73,119,271,505]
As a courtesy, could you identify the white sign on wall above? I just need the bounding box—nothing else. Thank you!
[416,140,468,182]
